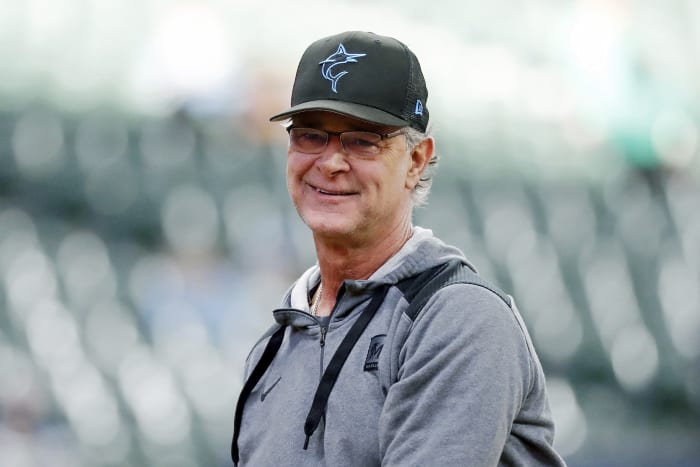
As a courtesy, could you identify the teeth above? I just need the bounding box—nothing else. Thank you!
[317,188,342,195]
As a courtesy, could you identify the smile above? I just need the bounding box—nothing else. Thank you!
[309,184,357,196]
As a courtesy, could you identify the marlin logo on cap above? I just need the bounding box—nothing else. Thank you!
[319,43,366,93]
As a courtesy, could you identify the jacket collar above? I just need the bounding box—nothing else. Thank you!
[273,226,473,327]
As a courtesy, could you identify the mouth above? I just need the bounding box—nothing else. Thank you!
[309,184,357,196]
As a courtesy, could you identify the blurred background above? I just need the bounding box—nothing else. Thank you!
[0,0,699,466]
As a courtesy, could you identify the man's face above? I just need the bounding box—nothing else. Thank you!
[286,111,417,245]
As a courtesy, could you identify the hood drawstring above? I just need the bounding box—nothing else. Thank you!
[303,284,391,448]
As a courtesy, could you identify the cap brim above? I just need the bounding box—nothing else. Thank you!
[269,100,409,128]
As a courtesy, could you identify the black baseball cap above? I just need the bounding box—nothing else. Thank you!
[269,31,429,132]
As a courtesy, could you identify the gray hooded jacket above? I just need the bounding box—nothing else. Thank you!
[234,227,566,466]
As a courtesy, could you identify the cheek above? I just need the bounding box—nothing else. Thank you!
[366,170,407,205]
[386,157,412,191]
[287,153,310,182]
[286,159,302,199]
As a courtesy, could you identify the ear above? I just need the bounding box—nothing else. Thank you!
[405,137,434,190]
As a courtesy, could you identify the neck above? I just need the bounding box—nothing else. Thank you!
[312,221,414,316]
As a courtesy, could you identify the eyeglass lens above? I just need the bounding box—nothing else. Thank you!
[289,128,384,157]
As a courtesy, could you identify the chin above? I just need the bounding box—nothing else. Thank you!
[307,219,353,237]
[301,211,355,237]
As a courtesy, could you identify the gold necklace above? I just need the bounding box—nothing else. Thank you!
[311,282,323,316]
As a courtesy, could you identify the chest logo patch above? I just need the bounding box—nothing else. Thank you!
[364,334,386,371]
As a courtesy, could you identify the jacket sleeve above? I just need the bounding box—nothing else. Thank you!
[378,283,534,466]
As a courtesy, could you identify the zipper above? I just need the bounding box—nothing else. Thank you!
[317,283,345,378]
[319,325,327,376]
[319,326,327,347]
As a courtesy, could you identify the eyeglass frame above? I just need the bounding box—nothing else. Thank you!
[286,126,406,157]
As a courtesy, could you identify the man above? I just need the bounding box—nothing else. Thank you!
[231,31,566,466]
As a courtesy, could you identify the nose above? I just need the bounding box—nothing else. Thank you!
[316,135,350,175]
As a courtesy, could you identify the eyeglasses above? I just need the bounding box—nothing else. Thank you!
[287,127,405,158]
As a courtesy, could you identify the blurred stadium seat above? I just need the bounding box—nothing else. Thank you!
[0,105,698,466]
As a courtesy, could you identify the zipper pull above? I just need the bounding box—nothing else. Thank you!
[319,326,327,347]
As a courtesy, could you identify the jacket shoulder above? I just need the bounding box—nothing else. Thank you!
[395,258,511,322]
[243,324,283,373]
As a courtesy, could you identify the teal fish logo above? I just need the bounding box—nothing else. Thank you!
[319,44,366,93]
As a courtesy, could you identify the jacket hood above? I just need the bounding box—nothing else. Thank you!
[284,226,475,314]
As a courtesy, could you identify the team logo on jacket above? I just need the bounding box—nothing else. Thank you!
[364,334,386,371]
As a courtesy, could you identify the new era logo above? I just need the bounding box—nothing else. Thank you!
[414,99,423,116]
[364,334,386,371]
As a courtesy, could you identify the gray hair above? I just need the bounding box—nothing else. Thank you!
[404,123,437,207]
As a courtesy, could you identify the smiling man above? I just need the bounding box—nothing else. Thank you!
[231,31,567,467]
